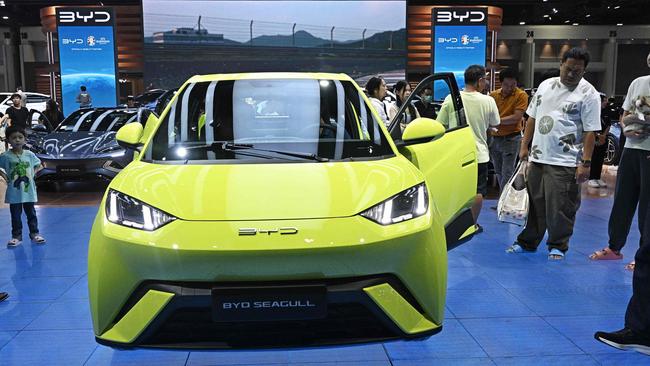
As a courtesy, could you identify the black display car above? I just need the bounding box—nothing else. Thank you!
[27,107,154,181]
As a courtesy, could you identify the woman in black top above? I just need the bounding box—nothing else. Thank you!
[41,99,65,131]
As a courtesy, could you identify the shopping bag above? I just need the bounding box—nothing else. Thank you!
[497,161,529,226]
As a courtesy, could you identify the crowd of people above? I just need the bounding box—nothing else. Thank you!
[366,47,650,354]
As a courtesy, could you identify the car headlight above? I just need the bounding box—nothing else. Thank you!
[106,190,175,231]
[360,183,428,225]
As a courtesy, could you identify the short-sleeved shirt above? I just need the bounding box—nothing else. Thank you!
[0,150,41,204]
[439,90,500,164]
[526,77,601,167]
[489,87,529,136]
[6,107,30,130]
[622,75,650,151]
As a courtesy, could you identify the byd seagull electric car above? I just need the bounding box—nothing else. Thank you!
[88,72,478,348]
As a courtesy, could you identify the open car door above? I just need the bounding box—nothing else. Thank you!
[389,73,477,250]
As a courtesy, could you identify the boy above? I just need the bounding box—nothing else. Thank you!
[0,126,46,247]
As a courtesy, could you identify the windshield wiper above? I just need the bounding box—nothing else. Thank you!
[185,142,329,162]
[222,142,329,162]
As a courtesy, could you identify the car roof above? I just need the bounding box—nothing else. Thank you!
[186,72,354,84]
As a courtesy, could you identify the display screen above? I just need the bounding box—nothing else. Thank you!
[57,8,118,116]
[141,0,406,89]
[432,8,487,97]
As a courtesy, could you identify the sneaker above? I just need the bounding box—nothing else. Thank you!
[597,179,608,188]
[7,238,21,247]
[595,328,650,355]
[587,179,601,188]
[0,292,7,302]
[30,234,46,244]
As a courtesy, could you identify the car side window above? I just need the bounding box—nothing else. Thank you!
[391,76,464,140]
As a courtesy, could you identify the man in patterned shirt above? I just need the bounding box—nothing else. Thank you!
[505,47,601,260]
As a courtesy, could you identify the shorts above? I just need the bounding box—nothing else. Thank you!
[477,162,489,196]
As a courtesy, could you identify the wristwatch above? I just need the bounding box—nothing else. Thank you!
[582,160,592,168]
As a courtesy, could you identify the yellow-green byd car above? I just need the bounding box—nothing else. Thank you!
[88,72,478,348]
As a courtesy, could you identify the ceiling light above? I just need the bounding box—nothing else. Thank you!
[565,20,571,23]
[617,23,623,26]
[1,16,8,20]
[586,14,591,18]
[0,1,5,6]
[614,6,620,9]
[543,0,548,2]
[552,8,558,14]
[573,23,579,26]
[519,21,526,25]
[544,14,549,18]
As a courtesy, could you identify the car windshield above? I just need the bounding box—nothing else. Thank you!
[144,78,394,163]
[57,109,138,132]
[135,91,164,104]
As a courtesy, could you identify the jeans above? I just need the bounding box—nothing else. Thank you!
[608,148,650,252]
[517,162,581,253]
[490,134,522,191]
[10,202,39,239]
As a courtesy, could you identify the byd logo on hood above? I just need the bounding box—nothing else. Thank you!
[435,10,486,24]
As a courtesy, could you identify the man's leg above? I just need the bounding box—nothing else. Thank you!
[472,163,489,225]
[595,200,650,355]
[499,134,522,190]
[590,143,607,180]
[608,148,641,252]
[490,137,504,190]
[516,162,546,251]
[545,165,580,253]
[635,149,650,250]
[9,203,23,239]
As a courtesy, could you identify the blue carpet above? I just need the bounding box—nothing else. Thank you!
[0,198,645,365]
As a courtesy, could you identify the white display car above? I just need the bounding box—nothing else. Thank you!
[0,92,50,121]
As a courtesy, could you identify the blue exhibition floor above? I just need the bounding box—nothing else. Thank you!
[0,197,648,365]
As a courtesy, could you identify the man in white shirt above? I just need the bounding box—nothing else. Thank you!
[438,65,500,229]
[590,51,650,269]
[506,47,600,260]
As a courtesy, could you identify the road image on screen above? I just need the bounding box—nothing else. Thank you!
[142,0,406,89]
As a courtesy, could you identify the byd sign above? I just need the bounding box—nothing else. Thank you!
[434,7,487,26]
[56,8,115,26]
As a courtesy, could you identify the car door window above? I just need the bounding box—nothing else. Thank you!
[389,74,466,140]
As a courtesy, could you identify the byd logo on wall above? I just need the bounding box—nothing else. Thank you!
[434,7,487,26]
[56,8,114,26]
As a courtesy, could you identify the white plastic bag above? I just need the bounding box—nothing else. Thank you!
[497,161,529,226]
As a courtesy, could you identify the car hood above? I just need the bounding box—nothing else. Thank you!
[35,131,122,159]
[110,157,424,221]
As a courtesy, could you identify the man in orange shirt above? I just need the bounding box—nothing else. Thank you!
[489,68,529,190]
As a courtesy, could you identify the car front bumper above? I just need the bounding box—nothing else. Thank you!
[88,202,448,348]
[36,157,126,181]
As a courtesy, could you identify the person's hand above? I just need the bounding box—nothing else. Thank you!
[576,165,590,184]
[519,146,529,161]
[624,129,644,139]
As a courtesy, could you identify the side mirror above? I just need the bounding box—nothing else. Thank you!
[401,117,445,146]
[31,124,49,133]
[116,122,144,151]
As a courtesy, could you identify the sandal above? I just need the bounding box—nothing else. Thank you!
[549,248,565,260]
[506,243,535,253]
[30,234,46,244]
[589,247,623,260]
[625,261,635,271]
[7,238,21,248]
[475,224,484,234]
